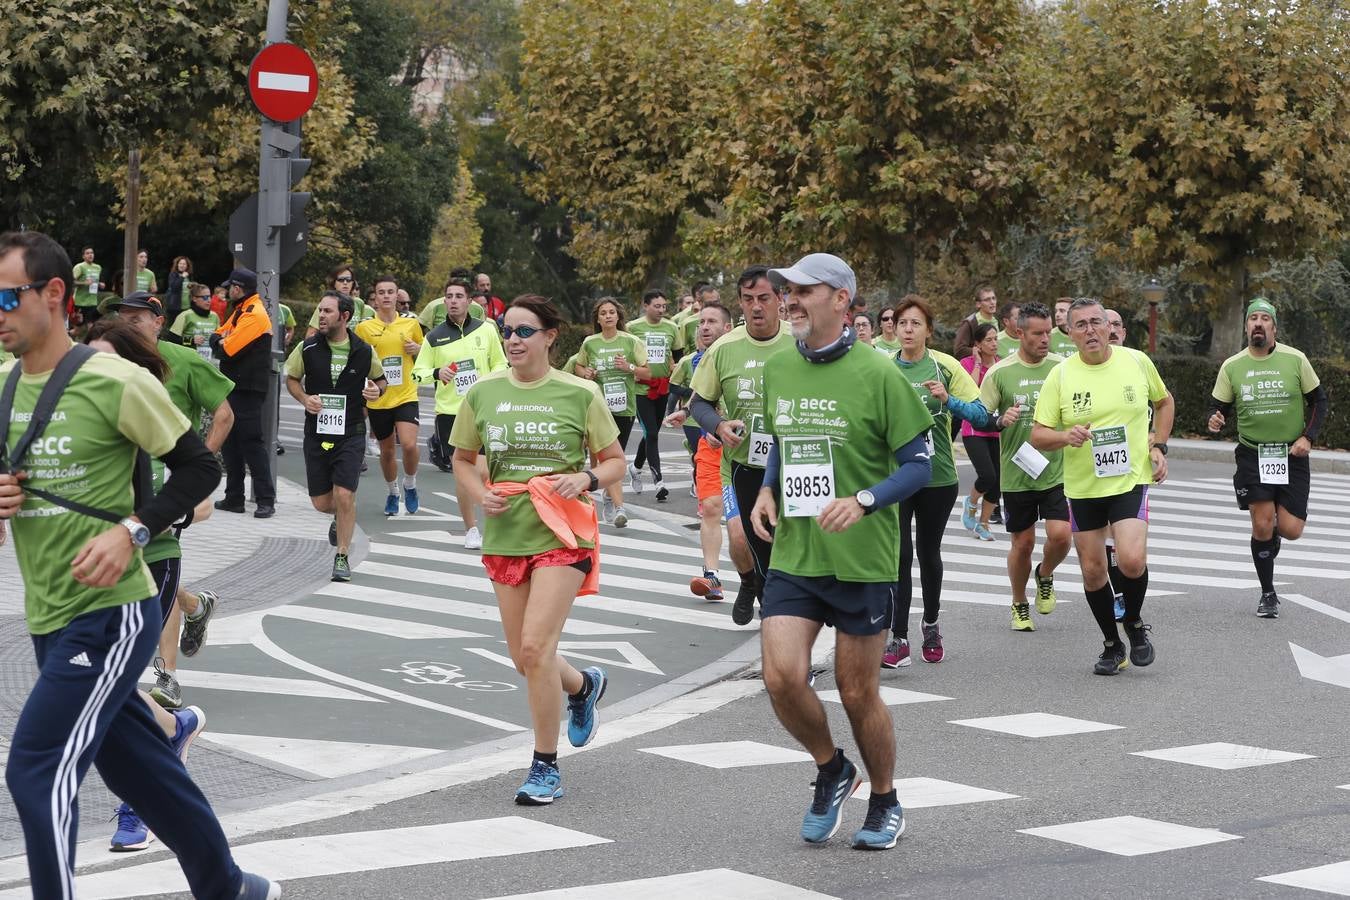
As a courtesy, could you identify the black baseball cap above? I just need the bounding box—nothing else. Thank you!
[106,291,163,316]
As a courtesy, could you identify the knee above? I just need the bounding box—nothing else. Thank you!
[1278,518,1305,541]
[762,660,808,699]
[515,638,555,674]
[835,679,874,710]
[1115,550,1146,578]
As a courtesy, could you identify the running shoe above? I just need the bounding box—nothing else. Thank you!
[150,658,183,710]
[601,494,616,524]
[1257,591,1280,618]
[852,798,906,850]
[1124,621,1154,667]
[690,572,724,601]
[990,505,1002,525]
[178,590,217,658]
[1034,565,1057,615]
[882,638,911,669]
[1113,594,1125,622]
[731,576,758,626]
[403,486,419,514]
[920,622,944,663]
[237,871,282,899]
[801,756,861,843]
[1093,639,1128,676]
[384,493,399,516]
[655,483,670,503]
[110,804,154,852]
[332,553,352,582]
[515,760,564,805]
[464,526,483,550]
[171,705,206,762]
[973,523,994,542]
[566,666,608,747]
[960,497,979,531]
[327,518,337,547]
[628,464,645,494]
[688,484,697,498]
[612,507,629,528]
[1011,602,1034,632]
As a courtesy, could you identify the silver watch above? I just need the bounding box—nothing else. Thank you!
[120,517,151,548]
[855,489,876,510]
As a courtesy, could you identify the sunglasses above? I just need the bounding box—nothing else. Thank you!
[0,279,50,312]
[500,324,544,340]
[334,275,354,283]
[879,315,894,322]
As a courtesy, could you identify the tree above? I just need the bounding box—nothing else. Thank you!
[423,158,485,293]
[505,0,740,294]
[712,0,1034,299]
[1024,0,1350,357]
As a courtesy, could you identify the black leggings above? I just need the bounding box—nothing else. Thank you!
[613,415,635,451]
[892,482,959,640]
[731,461,773,586]
[962,434,1001,504]
[633,393,665,481]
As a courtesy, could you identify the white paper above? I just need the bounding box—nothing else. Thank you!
[1012,441,1050,479]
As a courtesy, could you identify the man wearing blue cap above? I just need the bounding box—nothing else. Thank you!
[1207,298,1329,618]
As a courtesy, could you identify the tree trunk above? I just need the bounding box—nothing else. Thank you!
[884,233,917,302]
[1209,258,1248,360]
[637,212,681,293]
[122,147,141,297]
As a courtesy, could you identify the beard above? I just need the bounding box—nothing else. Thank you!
[789,318,811,341]
[1250,332,1267,348]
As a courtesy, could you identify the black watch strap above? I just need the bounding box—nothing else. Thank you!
[584,469,600,492]
[1153,443,1168,456]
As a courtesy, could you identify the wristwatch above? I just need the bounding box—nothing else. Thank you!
[584,469,600,493]
[120,517,151,548]
[1153,443,1168,456]
[855,489,876,514]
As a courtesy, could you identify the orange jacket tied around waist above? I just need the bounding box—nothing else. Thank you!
[488,478,601,595]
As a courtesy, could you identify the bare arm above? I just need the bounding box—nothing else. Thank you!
[203,399,234,453]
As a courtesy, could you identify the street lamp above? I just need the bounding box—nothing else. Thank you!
[1142,277,1165,353]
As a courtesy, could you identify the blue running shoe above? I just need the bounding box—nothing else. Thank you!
[237,871,282,899]
[960,497,979,532]
[852,799,906,850]
[1113,594,1125,621]
[384,493,399,516]
[110,803,154,852]
[171,705,206,763]
[567,666,608,748]
[515,759,564,805]
[801,756,861,843]
[404,486,419,514]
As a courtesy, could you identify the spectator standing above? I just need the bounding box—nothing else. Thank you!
[164,256,193,322]
[210,268,277,518]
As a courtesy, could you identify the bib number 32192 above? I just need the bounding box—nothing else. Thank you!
[1258,443,1289,485]
[781,437,834,518]
[1090,425,1131,478]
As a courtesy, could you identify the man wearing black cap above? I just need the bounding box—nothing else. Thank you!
[210,268,277,517]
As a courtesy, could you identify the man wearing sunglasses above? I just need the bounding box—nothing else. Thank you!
[0,230,280,899]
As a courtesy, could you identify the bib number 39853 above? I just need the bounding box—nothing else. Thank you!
[781,437,834,518]
[1258,443,1289,485]
[317,395,346,435]
[747,414,772,467]
[1090,425,1131,478]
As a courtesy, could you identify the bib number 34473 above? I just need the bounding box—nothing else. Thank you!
[781,437,834,518]
[1258,443,1289,485]
[1090,425,1131,478]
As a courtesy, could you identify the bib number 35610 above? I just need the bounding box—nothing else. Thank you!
[1258,443,1289,485]
[1090,425,1131,478]
[781,437,834,518]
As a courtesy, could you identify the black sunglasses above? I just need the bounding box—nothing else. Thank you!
[334,275,354,283]
[0,279,50,312]
[501,324,544,340]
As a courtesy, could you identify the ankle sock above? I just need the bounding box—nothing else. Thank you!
[532,750,557,767]
[569,672,593,701]
[386,480,398,495]
[870,789,898,808]
[403,474,417,489]
[818,748,845,777]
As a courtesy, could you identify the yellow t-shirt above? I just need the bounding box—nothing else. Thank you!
[355,316,424,409]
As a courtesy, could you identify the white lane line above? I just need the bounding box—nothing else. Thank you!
[266,604,491,640]
[139,669,383,703]
[201,733,444,780]
[1281,593,1350,625]
[490,869,838,900]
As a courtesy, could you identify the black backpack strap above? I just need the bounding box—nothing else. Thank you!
[0,362,25,471]
[1,344,97,473]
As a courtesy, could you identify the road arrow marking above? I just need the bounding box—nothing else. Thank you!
[466,642,664,675]
[1282,594,1350,626]
[1289,643,1350,690]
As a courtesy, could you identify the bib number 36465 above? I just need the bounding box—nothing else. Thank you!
[1258,443,1289,485]
[781,437,834,518]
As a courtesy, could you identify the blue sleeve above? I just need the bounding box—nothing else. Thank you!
[947,395,997,430]
[866,432,932,510]
[761,439,780,494]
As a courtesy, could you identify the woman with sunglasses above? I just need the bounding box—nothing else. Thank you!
[875,306,903,355]
[450,295,626,806]
[574,297,650,527]
[305,264,368,338]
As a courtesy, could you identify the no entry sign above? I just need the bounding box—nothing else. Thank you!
[248,42,319,122]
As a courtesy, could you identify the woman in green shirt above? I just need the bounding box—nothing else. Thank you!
[874,305,903,354]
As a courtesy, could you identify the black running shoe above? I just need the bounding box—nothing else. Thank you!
[328,518,337,547]
[1124,621,1154,666]
[178,590,217,658]
[1257,592,1280,619]
[655,485,670,503]
[731,574,759,626]
[1093,640,1128,676]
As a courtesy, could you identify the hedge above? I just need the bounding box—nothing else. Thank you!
[1152,353,1347,451]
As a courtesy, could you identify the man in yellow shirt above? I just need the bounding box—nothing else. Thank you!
[355,275,425,515]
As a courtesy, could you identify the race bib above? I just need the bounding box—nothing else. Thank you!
[924,430,935,458]
[197,344,215,364]
[747,414,772,467]
[603,379,627,412]
[453,359,478,395]
[317,395,346,435]
[645,333,667,365]
[87,280,99,295]
[381,356,403,386]
[1090,425,1131,477]
[1258,443,1289,485]
[781,437,835,518]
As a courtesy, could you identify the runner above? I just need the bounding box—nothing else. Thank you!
[959,323,1004,540]
[355,275,425,516]
[71,245,103,326]
[575,297,648,527]
[170,283,222,352]
[748,252,933,850]
[1105,308,1127,346]
[1207,298,1328,618]
[979,302,1069,632]
[134,248,157,294]
[412,277,507,548]
[0,230,279,898]
[304,265,371,339]
[473,272,508,322]
[627,289,680,502]
[449,294,625,805]
[1031,297,1174,675]
[874,305,902,355]
[852,311,876,347]
[1103,307,1129,617]
[689,265,796,624]
[286,291,387,582]
[953,284,998,359]
[886,295,997,668]
[673,291,702,355]
[420,278,486,331]
[996,301,1022,358]
[1050,297,1077,356]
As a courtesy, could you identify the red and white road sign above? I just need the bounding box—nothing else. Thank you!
[248,42,319,122]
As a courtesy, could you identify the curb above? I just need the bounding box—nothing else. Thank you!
[1168,438,1350,475]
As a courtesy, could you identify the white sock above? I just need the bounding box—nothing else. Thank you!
[403,474,417,489]
[387,481,398,495]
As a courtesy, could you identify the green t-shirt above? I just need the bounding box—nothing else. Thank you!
[284,337,384,386]
[1050,329,1076,356]
[893,349,981,487]
[1034,347,1167,500]
[873,336,903,355]
[418,298,485,331]
[2,350,191,634]
[560,354,579,373]
[448,368,620,556]
[626,317,680,380]
[72,262,103,307]
[996,329,1020,359]
[979,353,1065,494]
[763,342,931,583]
[670,353,694,391]
[143,340,236,564]
[308,297,374,330]
[677,312,699,352]
[135,268,156,292]
[1211,344,1319,448]
[170,309,222,347]
[689,325,796,471]
[280,303,297,328]
[577,332,646,417]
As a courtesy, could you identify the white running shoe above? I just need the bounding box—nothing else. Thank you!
[628,464,645,494]
[464,526,483,550]
[612,507,629,528]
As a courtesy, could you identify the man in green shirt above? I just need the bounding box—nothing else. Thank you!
[71,246,103,324]
[134,249,157,294]
[995,300,1021,359]
[953,284,998,359]
[627,289,682,502]
[419,278,485,332]
[748,252,933,852]
[1050,297,1077,356]
[1207,298,1329,619]
[979,301,1069,632]
[0,230,277,898]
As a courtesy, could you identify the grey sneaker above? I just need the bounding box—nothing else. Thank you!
[332,553,352,582]
[601,493,616,524]
[628,464,645,494]
[612,506,629,528]
[178,590,217,658]
[149,658,183,710]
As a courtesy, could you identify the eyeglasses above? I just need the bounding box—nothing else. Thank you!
[1071,318,1107,332]
[0,279,50,312]
[879,315,894,322]
[500,324,544,340]
[334,275,354,283]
